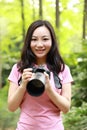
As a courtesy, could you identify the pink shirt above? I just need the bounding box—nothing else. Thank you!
[8,64,73,130]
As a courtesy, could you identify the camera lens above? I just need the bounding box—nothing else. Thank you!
[26,79,45,96]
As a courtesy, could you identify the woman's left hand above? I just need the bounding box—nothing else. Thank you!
[44,72,52,92]
[44,72,71,113]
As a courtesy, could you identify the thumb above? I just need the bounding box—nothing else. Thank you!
[44,72,49,80]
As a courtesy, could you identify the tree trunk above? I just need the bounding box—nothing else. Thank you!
[39,0,43,19]
[20,0,25,40]
[0,45,2,88]
[55,0,60,28]
[0,26,2,88]
[82,0,87,39]
[32,0,35,20]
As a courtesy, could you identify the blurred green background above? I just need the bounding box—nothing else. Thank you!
[0,0,87,130]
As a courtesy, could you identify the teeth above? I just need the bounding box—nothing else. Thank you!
[36,49,44,51]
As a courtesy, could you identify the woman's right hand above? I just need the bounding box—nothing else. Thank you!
[21,68,33,88]
[8,68,34,112]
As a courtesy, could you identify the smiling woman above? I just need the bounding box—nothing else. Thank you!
[30,26,52,64]
[8,19,73,130]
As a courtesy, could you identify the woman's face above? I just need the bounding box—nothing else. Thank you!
[30,26,52,64]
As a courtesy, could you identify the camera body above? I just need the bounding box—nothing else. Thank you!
[26,66,50,96]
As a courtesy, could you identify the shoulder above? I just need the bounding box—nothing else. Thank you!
[63,64,71,74]
[60,64,71,76]
[8,63,21,84]
[11,63,19,73]
[59,64,73,84]
[12,63,18,69]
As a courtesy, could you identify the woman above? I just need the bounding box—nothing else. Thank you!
[8,20,73,130]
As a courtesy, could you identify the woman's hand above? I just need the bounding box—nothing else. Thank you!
[8,68,35,112]
[44,72,52,92]
[21,68,34,88]
[44,72,71,113]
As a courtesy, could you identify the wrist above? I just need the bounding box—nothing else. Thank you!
[19,84,26,92]
[45,85,53,94]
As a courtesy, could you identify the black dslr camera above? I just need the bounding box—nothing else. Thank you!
[26,66,50,97]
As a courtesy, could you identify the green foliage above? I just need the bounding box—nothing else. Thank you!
[0,85,19,130]
[63,102,87,130]
[71,39,87,106]
[63,39,87,130]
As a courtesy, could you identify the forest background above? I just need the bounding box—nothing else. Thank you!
[0,0,87,130]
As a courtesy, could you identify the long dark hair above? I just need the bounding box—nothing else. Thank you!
[17,20,65,74]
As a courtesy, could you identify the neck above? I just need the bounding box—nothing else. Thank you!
[36,59,46,66]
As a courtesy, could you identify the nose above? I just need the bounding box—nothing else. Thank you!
[37,41,43,47]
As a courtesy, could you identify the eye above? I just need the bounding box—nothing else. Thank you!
[43,38,49,41]
[31,38,37,41]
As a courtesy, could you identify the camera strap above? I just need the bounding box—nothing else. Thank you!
[53,73,62,89]
[18,68,62,89]
[18,76,22,86]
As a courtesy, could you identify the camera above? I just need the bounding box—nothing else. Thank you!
[26,66,50,97]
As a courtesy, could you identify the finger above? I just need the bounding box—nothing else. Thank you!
[23,71,32,76]
[22,72,33,81]
[44,72,49,79]
[23,68,32,72]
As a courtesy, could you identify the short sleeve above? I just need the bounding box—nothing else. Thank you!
[59,65,73,84]
[8,64,21,85]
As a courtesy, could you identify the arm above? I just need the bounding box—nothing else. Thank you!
[8,82,26,112]
[8,68,33,112]
[44,72,72,113]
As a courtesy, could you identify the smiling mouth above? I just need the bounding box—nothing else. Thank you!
[36,48,45,52]
[36,50,44,53]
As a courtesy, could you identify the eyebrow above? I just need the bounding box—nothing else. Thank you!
[32,35,50,37]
